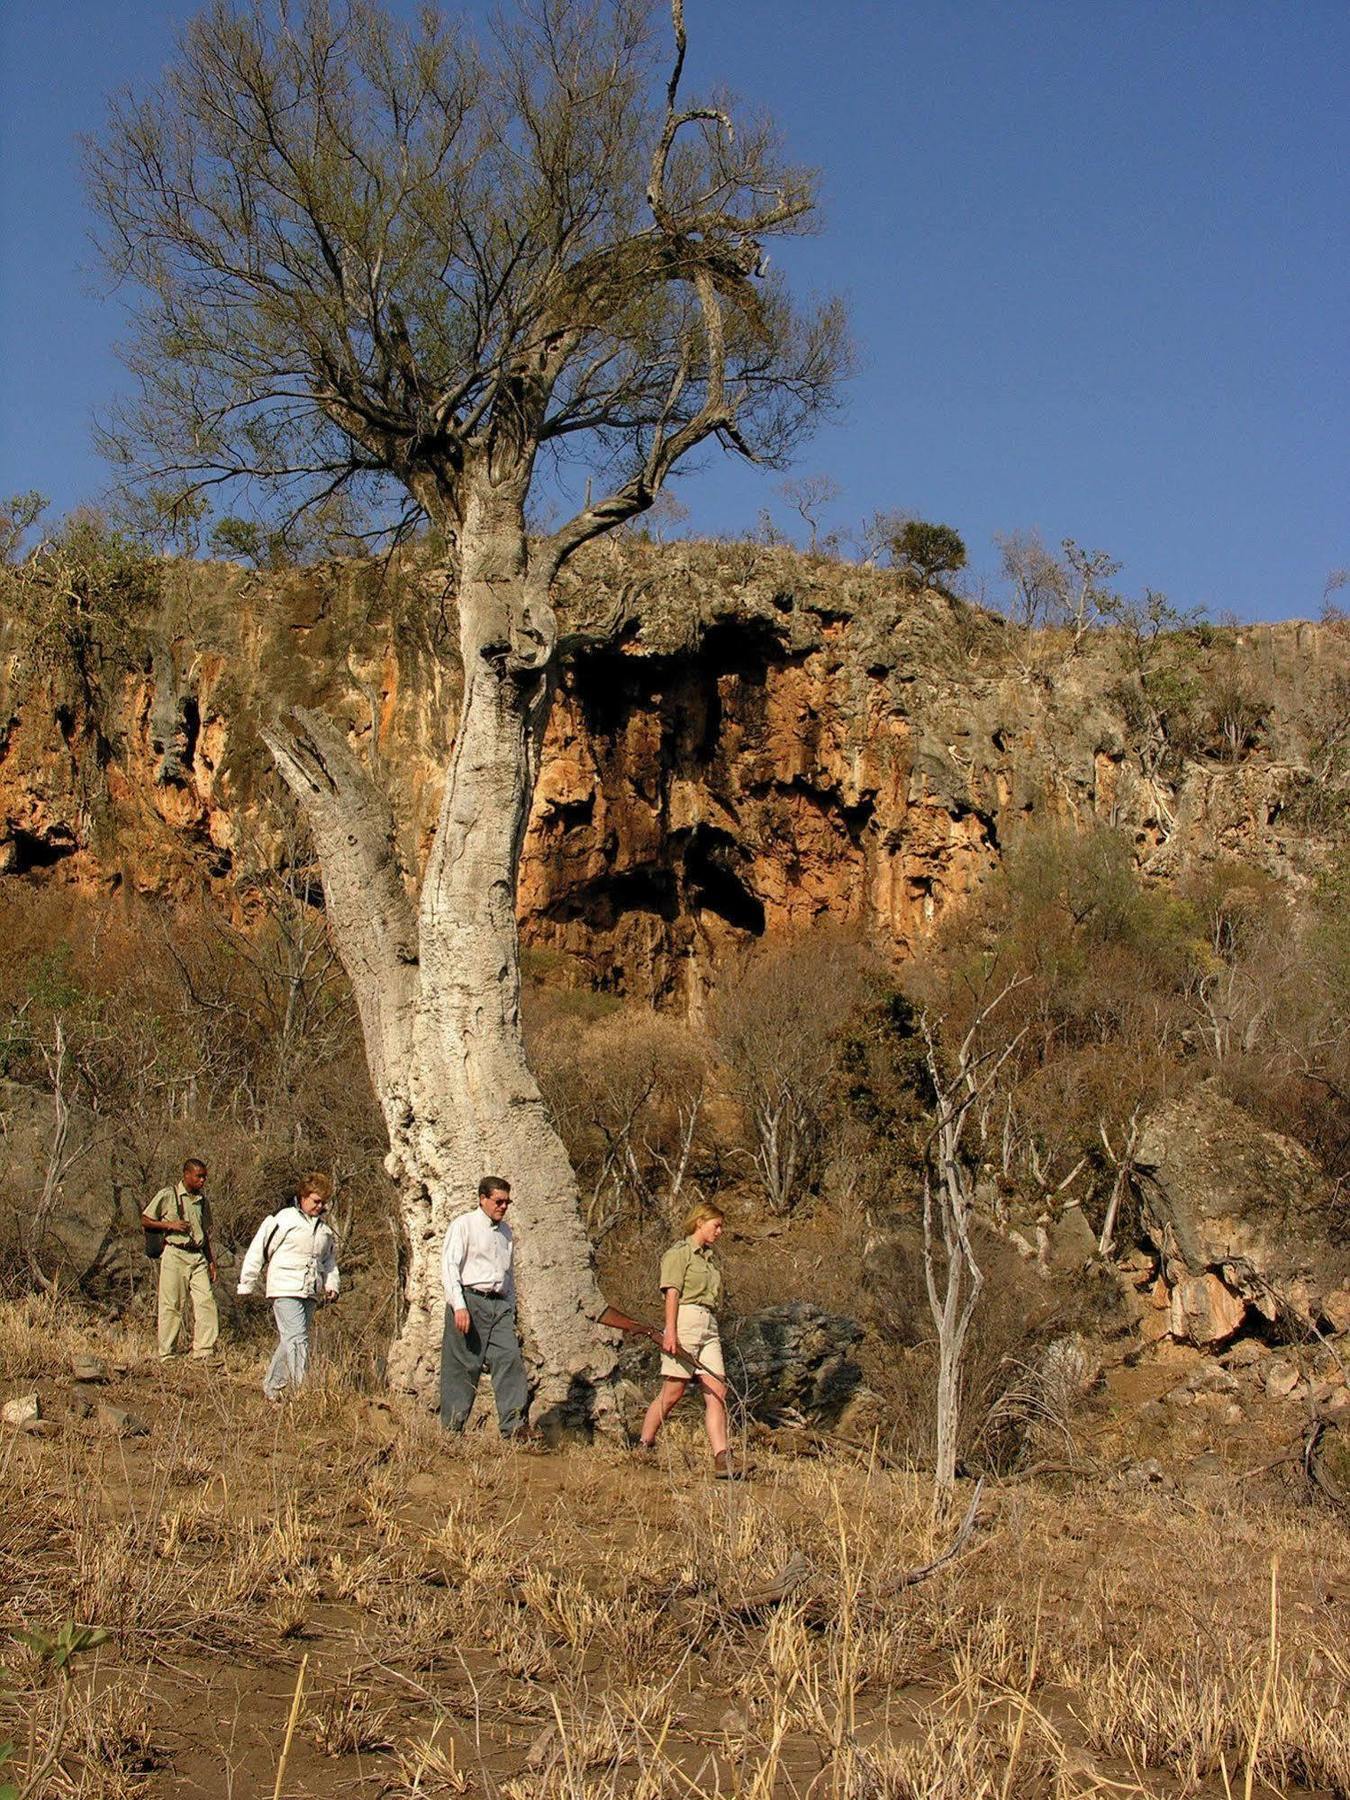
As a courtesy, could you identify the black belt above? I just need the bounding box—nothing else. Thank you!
[465,1285,506,1297]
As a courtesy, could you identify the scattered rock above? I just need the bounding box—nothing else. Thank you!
[525,1724,558,1769]
[1043,1205,1098,1274]
[1181,1452,1227,1497]
[2,1394,40,1426]
[1221,1338,1266,1369]
[1115,1458,1170,1492]
[1222,1403,1244,1425]
[1325,1289,1350,1336]
[71,1357,109,1384]
[1264,1360,1300,1400]
[1185,1363,1240,1396]
[22,1418,59,1439]
[1319,1389,1350,1423]
[97,1404,150,1438]
[1117,1249,1157,1287]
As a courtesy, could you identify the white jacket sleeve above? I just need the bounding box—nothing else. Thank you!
[441,1215,467,1309]
[237,1214,276,1295]
[320,1225,340,1296]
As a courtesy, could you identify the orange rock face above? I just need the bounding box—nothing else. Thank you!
[0,547,1344,1003]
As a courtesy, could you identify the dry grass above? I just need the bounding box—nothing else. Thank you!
[1,1297,1347,1798]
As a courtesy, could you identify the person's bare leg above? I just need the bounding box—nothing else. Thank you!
[700,1374,728,1458]
[640,1377,687,1445]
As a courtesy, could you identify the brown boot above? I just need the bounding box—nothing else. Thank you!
[713,1450,741,1481]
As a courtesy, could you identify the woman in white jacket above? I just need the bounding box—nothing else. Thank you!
[237,1172,340,1401]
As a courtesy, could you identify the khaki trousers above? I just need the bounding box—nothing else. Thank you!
[157,1244,219,1359]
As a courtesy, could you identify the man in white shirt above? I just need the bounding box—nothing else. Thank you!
[440,1175,529,1437]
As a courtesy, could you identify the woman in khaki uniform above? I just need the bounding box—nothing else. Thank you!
[636,1201,734,1476]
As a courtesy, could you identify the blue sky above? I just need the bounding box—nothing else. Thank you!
[1,0,1345,620]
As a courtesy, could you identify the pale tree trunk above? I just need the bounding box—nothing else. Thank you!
[264,476,618,1431]
[919,990,1027,1500]
[922,1165,982,1500]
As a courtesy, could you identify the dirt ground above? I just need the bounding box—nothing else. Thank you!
[2,1297,1348,1800]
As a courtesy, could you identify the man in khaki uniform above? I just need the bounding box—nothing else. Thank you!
[142,1158,219,1361]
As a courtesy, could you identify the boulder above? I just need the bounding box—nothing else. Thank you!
[1134,1085,1347,1346]
[1169,1273,1246,1346]
[1042,1206,1099,1274]
[1264,1360,1300,1400]
[723,1302,863,1424]
[97,1403,150,1438]
[71,1356,109,1384]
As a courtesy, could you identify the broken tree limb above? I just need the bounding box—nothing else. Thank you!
[262,706,418,1098]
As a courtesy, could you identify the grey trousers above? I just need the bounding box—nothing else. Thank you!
[440,1293,528,1436]
[265,1297,316,1399]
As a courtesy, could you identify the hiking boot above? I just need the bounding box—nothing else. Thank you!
[713,1450,742,1481]
[632,1438,656,1457]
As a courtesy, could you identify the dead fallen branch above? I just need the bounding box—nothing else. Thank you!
[726,1548,813,1616]
[872,1478,985,1596]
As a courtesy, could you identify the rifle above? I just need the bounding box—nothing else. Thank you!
[598,1305,722,1383]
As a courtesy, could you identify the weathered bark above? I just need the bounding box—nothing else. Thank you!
[269,481,617,1428]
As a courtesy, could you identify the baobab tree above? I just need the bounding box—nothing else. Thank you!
[87,0,847,1423]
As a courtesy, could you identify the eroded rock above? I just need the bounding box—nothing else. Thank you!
[724,1302,863,1424]
[1169,1273,1246,1346]
[1135,1086,1347,1347]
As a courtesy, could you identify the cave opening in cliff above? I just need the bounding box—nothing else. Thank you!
[682,824,765,935]
[3,829,78,876]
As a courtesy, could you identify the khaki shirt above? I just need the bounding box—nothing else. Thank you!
[659,1237,722,1310]
[145,1182,211,1253]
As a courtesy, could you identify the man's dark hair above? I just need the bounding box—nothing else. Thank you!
[479,1175,510,1199]
[183,1158,208,1176]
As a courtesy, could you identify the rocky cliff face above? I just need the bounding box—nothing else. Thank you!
[1,543,1344,1005]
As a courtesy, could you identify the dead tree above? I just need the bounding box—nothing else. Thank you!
[1096,1108,1142,1257]
[920,981,1027,1498]
[88,0,847,1423]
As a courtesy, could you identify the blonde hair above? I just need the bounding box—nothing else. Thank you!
[297,1171,333,1203]
[682,1199,725,1238]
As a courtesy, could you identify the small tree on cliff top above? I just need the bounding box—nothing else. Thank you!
[87,0,847,1423]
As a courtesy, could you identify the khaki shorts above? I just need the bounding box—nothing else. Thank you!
[661,1304,725,1381]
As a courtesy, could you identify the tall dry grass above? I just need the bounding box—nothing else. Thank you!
[1,1297,1347,1798]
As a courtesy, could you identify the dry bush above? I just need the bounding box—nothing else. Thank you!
[863,1223,1106,1474]
[19,1681,165,1800]
[0,882,396,1325]
[305,1677,397,1756]
[713,930,881,1215]
[531,1009,712,1237]
[385,1725,475,1796]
